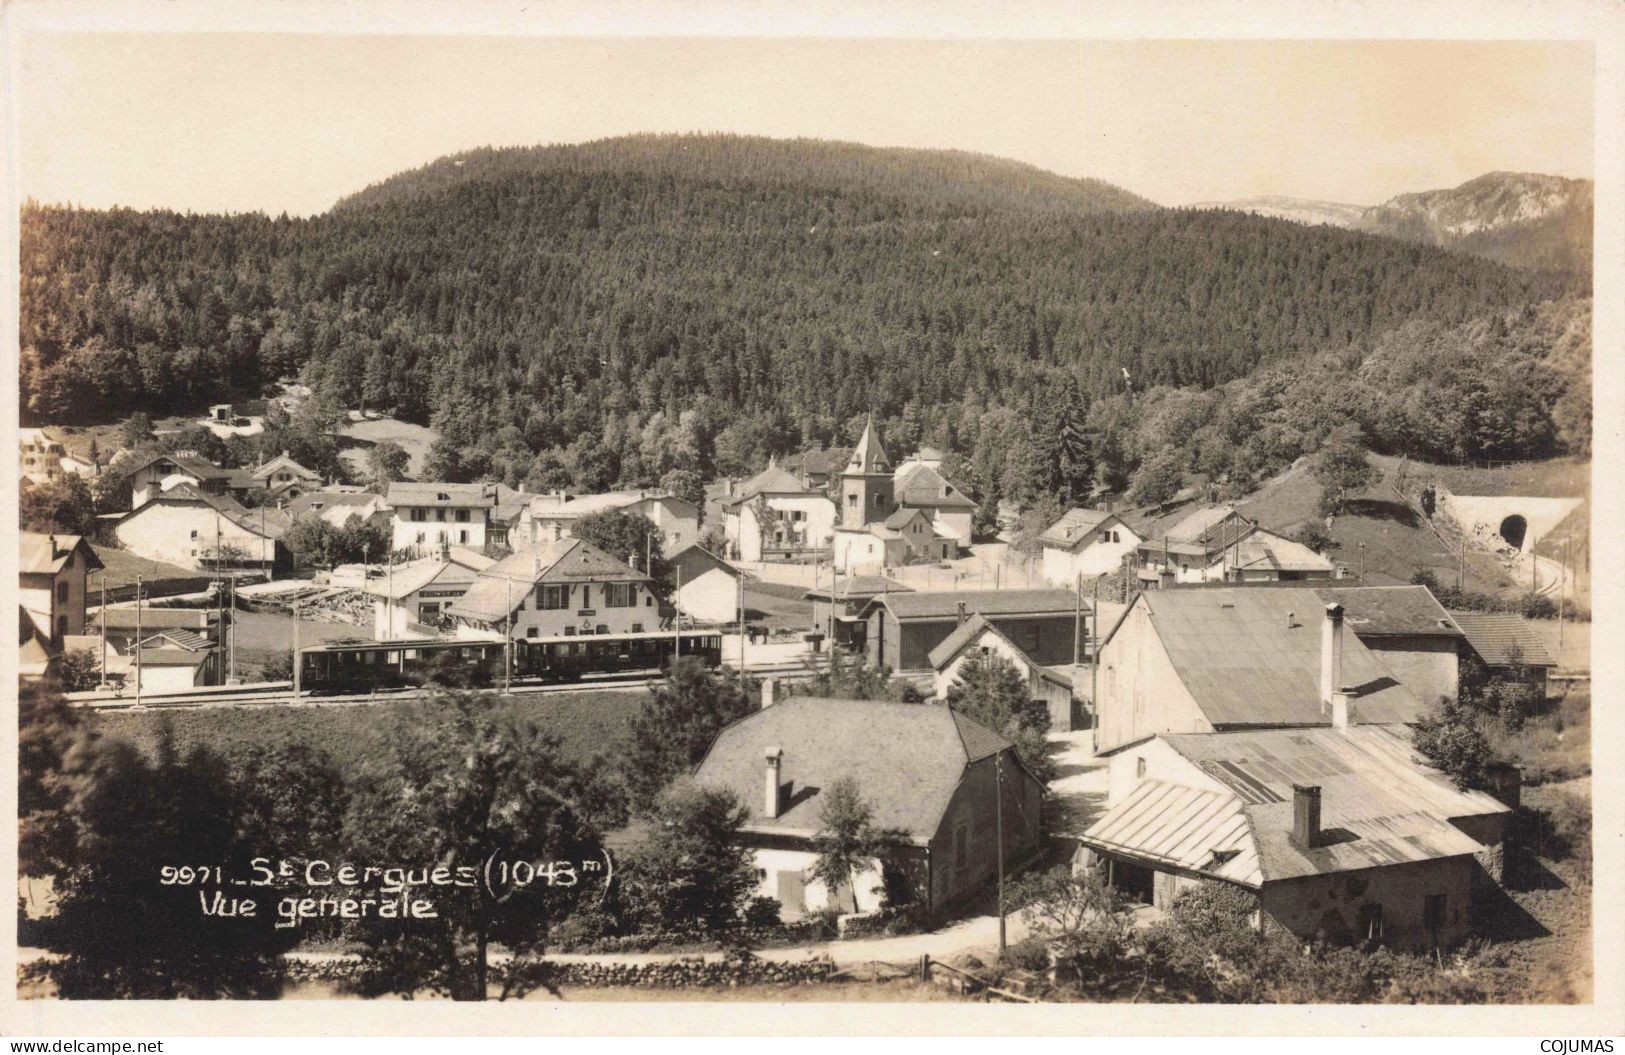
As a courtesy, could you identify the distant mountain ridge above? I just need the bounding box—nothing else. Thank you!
[335,133,1159,217]
[1196,172,1593,274]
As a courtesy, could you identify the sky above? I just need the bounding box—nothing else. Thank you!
[15,33,1595,216]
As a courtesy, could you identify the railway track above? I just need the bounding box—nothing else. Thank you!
[68,657,829,711]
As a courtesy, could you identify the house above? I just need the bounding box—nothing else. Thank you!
[802,575,913,653]
[20,532,103,643]
[784,446,853,493]
[111,450,240,508]
[203,401,268,438]
[124,647,216,692]
[720,461,838,562]
[1092,588,1430,756]
[929,612,1078,731]
[1078,722,1512,950]
[114,484,291,573]
[20,428,68,485]
[693,695,1044,918]
[249,452,323,500]
[831,419,959,571]
[284,490,392,532]
[19,608,57,682]
[90,606,221,654]
[386,482,497,556]
[895,446,948,476]
[860,588,1088,672]
[134,627,221,685]
[486,485,541,549]
[364,556,486,639]
[446,538,660,642]
[1316,585,1464,705]
[521,489,701,553]
[1136,507,1336,585]
[1449,611,1558,696]
[669,545,743,625]
[1039,508,1144,586]
[833,506,956,574]
[892,462,977,545]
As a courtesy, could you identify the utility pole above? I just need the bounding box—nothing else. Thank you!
[505,576,513,694]
[227,576,237,683]
[1458,539,1465,593]
[673,564,682,661]
[1558,537,1567,652]
[994,750,1007,960]
[1358,542,1366,584]
[737,561,746,671]
[133,577,142,707]
[1073,572,1082,667]
[292,600,301,698]
[96,571,108,690]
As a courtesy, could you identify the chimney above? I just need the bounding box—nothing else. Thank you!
[764,747,783,819]
[725,478,736,497]
[47,533,58,558]
[956,601,968,625]
[1331,686,1356,730]
[1285,610,1296,629]
[1292,784,1322,849]
[1320,603,1344,708]
[760,677,777,709]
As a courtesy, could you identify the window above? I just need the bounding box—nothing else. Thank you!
[455,509,470,522]
[595,624,609,635]
[645,595,654,607]
[190,530,199,540]
[415,532,425,544]
[606,583,635,607]
[873,494,884,508]
[458,530,469,544]
[563,626,576,637]
[57,581,69,601]
[418,602,440,621]
[411,508,427,522]
[1356,903,1384,942]
[1423,894,1447,933]
[791,510,804,522]
[847,494,857,508]
[538,584,569,610]
[526,627,538,639]
[1136,757,1147,779]
[435,509,446,521]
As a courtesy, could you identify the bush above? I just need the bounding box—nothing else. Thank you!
[552,909,620,949]
[742,896,783,929]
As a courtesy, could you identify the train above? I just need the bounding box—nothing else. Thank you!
[295,629,726,695]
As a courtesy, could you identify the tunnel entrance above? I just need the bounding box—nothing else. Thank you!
[1499,514,1528,551]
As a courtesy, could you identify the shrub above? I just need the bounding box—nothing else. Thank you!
[742,896,783,929]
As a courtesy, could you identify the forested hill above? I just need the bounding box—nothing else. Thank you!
[333,134,1159,217]
[21,136,1582,497]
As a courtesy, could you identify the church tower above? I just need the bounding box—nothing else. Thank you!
[840,416,895,528]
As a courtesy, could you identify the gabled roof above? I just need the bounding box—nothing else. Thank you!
[250,453,320,482]
[114,449,233,482]
[446,539,649,623]
[927,612,1073,688]
[117,483,290,539]
[723,463,813,507]
[1123,587,1425,728]
[801,575,914,602]
[1448,612,1557,668]
[893,463,977,510]
[134,647,212,668]
[362,558,481,600]
[1081,779,1260,886]
[669,544,741,581]
[527,489,697,521]
[492,485,541,524]
[863,588,1083,622]
[883,507,931,530]
[93,607,216,630]
[791,447,854,479]
[1037,507,1123,550]
[1315,586,1462,639]
[1143,506,1254,560]
[1229,529,1336,574]
[20,532,103,576]
[285,491,387,518]
[694,696,1017,843]
[385,481,496,508]
[138,628,213,652]
[846,417,891,476]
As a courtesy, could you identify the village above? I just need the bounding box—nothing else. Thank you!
[17,402,1592,1003]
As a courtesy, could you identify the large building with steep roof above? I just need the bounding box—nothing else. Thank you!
[1039,507,1144,586]
[719,458,837,562]
[386,481,497,555]
[693,695,1044,918]
[445,538,658,641]
[860,587,1088,672]
[20,532,103,643]
[113,484,290,574]
[1136,506,1336,586]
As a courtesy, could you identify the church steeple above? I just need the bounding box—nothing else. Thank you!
[840,415,895,528]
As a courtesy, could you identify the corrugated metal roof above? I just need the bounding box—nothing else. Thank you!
[1143,588,1425,727]
[1080,779,1262,887]
[1448,611,1557,667]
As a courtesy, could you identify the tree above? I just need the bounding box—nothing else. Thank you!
[1008,866,1135,982]
[367,440,411,484]
[810,776,900,913]
[1412,694,1503,792]
[619,779,757,935]
[20,475,98,537]
[120,412,155,449]
[19,685,89,879]
[54,648,103,692]
[799,648,922,702]
[1128,454,1183,508]
[1313,440,1378,518]
[573,508,670,587]
[943,650,1055,780]
[660,467,705,509]
[342,689,606,1000]
[621,658,757,809]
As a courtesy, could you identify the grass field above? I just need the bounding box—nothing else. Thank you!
[337,416,439,479]
[91,690,647,776]
[230,609,370,677]
[90,546,207,592]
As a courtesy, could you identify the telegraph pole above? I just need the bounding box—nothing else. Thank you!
[133,577,142,706]
[1073,572,1083,667]
[673,565,682,660]
[227,576,236,683]
[994,750,1007,960]
[292,600,301,698]
[737,561,747,670]
[505,576,513,694]
[96,571,109,690]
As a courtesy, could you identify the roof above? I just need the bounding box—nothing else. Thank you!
[802,575,914,602]
[1080,779,1260,886]
[1229,530,1336,574]
[893,463,977,510]
[528,489,696,521]
[1161,725,1506,882]
[790,447,854,478]
[93,607,215,630]
[446,539,649,623]
[723,463,813,507]
[1037,507,1119,550]
[1448,612,1557,667]
[669,544,741,581]
[1128,588,1426,728]
[285,491,386,519]
[116,450,235,482]
[138,628,212,651]
[883,507,930,530]
[694,696,1016,842]
[20,532,103,576]
[1144,506,1254,559]
[846,417,891,476]
[865,588,1083,622]
[134,647,212,668]
[1315,586,1462,639]
[117,484,290,539]
[385,481,495,508]
[492,485,541,524]
[927,612,1073,688]
[250,453,320,482]
[362,558,479,600]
